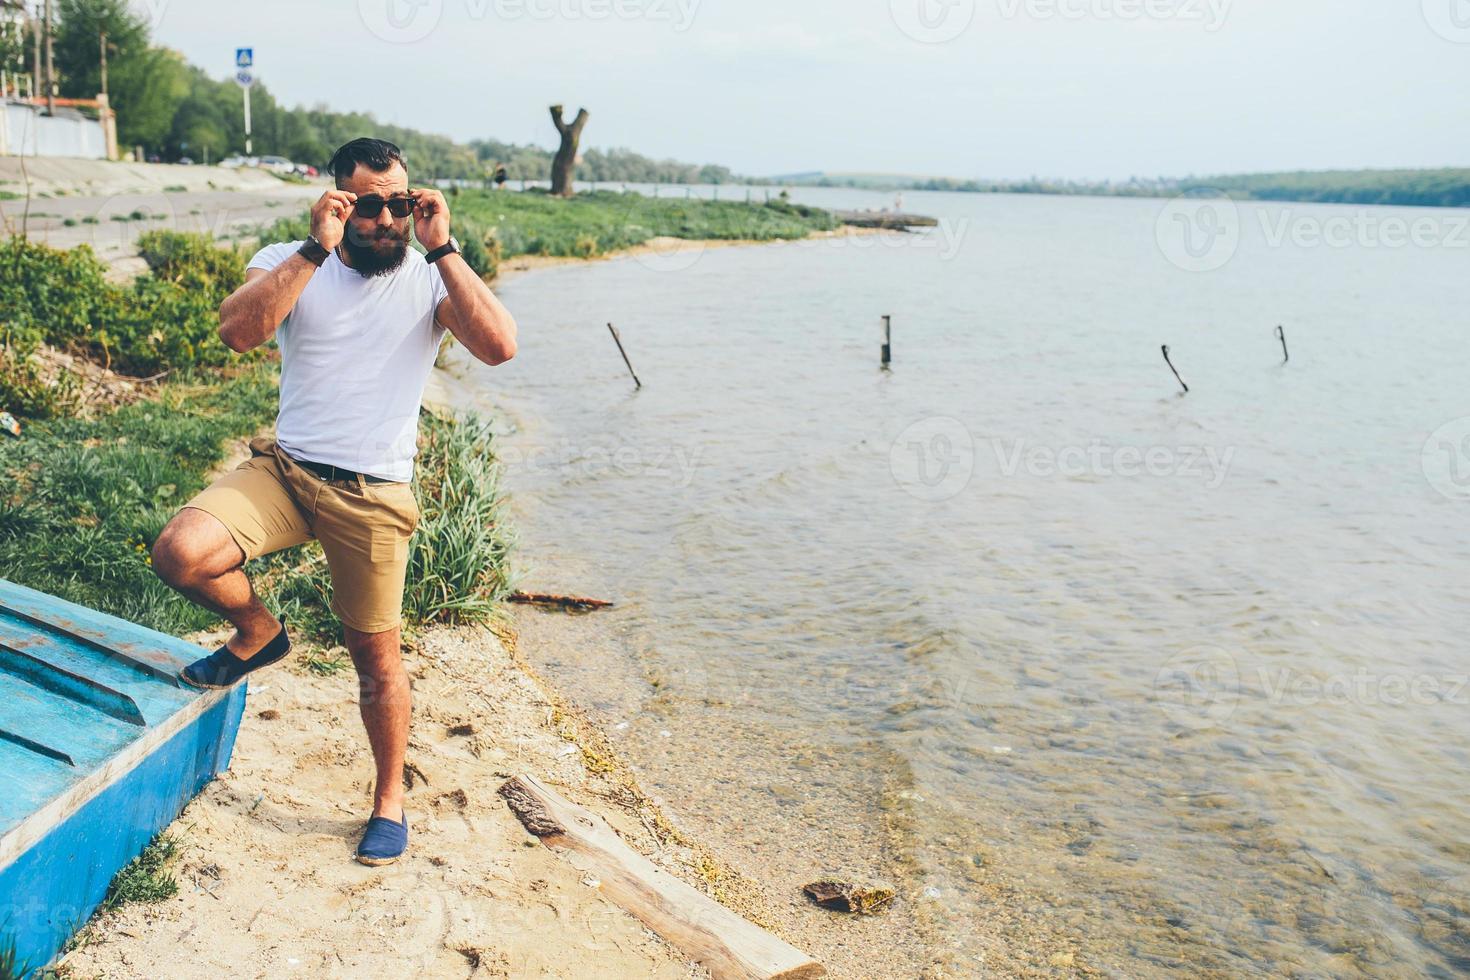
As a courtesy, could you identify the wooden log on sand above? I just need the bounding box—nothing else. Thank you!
[498,774,825,980]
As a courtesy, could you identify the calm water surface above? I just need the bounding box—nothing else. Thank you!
[451,188,1469,977]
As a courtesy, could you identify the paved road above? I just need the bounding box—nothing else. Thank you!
[1,185,320,267]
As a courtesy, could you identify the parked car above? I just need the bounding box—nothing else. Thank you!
[219,155,246,169]
[258,156,295,175]
[177,157,194,166]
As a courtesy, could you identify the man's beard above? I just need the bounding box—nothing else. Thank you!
[342,225,409,277]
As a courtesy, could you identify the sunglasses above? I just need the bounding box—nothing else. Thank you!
[353,194,416,219]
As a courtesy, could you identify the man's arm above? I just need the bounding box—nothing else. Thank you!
[218,189,356,353]
[432,254,518,366]
[411,187,518,366]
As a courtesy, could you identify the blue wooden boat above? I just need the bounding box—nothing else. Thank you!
[0,578,247,975]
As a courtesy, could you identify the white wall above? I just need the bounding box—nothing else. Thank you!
[0,100,108,159]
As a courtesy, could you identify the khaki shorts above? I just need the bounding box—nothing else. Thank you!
[181,436,421,633]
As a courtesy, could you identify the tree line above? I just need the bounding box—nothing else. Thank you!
[11,0,734,183]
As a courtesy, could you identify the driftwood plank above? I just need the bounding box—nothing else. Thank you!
[498,774,824,980]
[508,591,615,611]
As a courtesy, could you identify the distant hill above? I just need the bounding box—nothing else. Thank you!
[760,169,1470,208]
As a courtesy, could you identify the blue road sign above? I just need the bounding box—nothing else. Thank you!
[235,69,253,88]
[235,48,253,68]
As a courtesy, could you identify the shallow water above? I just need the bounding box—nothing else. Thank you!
[452,188,1470,976]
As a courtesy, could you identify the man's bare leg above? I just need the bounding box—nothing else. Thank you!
[151,507,282,659]
[345,624,409,823]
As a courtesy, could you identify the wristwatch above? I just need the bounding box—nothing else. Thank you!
[297,235,329,267]
[424,237,460,264]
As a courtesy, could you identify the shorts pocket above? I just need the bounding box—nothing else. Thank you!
[369,527,410,564]
[370,481,421,532]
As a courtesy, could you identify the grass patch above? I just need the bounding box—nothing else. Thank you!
[100,832,180,912]
[164,185,187,193]
[300,646,352,676]
[402,409,516,625]
[254,188,837,280]
[0,362,280,635]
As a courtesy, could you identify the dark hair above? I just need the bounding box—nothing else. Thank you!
[326,138,406,185]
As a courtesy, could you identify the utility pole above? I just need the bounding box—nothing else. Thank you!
[31,1,41,103]
[99,31,108,98]
[43,0,54,115]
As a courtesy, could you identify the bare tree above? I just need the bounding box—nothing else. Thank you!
[549,104,589,197]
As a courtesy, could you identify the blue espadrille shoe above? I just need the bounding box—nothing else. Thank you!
[356,812,409,866]
[179,616,290,690]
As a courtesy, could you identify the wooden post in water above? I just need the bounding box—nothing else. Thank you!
[881,315,892,369]
[608,323,643,389]
[1162,344,1188,393]
[1276,325,1289,364]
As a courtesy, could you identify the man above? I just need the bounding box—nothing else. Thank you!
[151,137,517,866]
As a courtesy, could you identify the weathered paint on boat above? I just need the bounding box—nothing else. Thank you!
[0,578,247,974]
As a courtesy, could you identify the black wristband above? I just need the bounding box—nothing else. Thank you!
[424,237,460,264]
[298,236,329,267]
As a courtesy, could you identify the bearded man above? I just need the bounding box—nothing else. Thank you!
[151,137,517,866]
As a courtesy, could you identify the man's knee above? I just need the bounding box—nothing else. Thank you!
[152,508,241,588]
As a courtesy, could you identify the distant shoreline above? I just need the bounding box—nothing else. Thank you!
[755,167,1470,209]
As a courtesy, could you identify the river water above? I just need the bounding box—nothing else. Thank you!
[448,188,1470,977]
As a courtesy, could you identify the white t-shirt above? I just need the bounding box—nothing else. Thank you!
[247,241,449,482]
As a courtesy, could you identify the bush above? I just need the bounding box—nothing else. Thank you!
[0,233,249,388]
[0,338,80,419]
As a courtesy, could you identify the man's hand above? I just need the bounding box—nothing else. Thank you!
[310,189,357,250]
[410,188,452,251]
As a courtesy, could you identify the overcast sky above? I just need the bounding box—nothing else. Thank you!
[146,0,1470,179]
